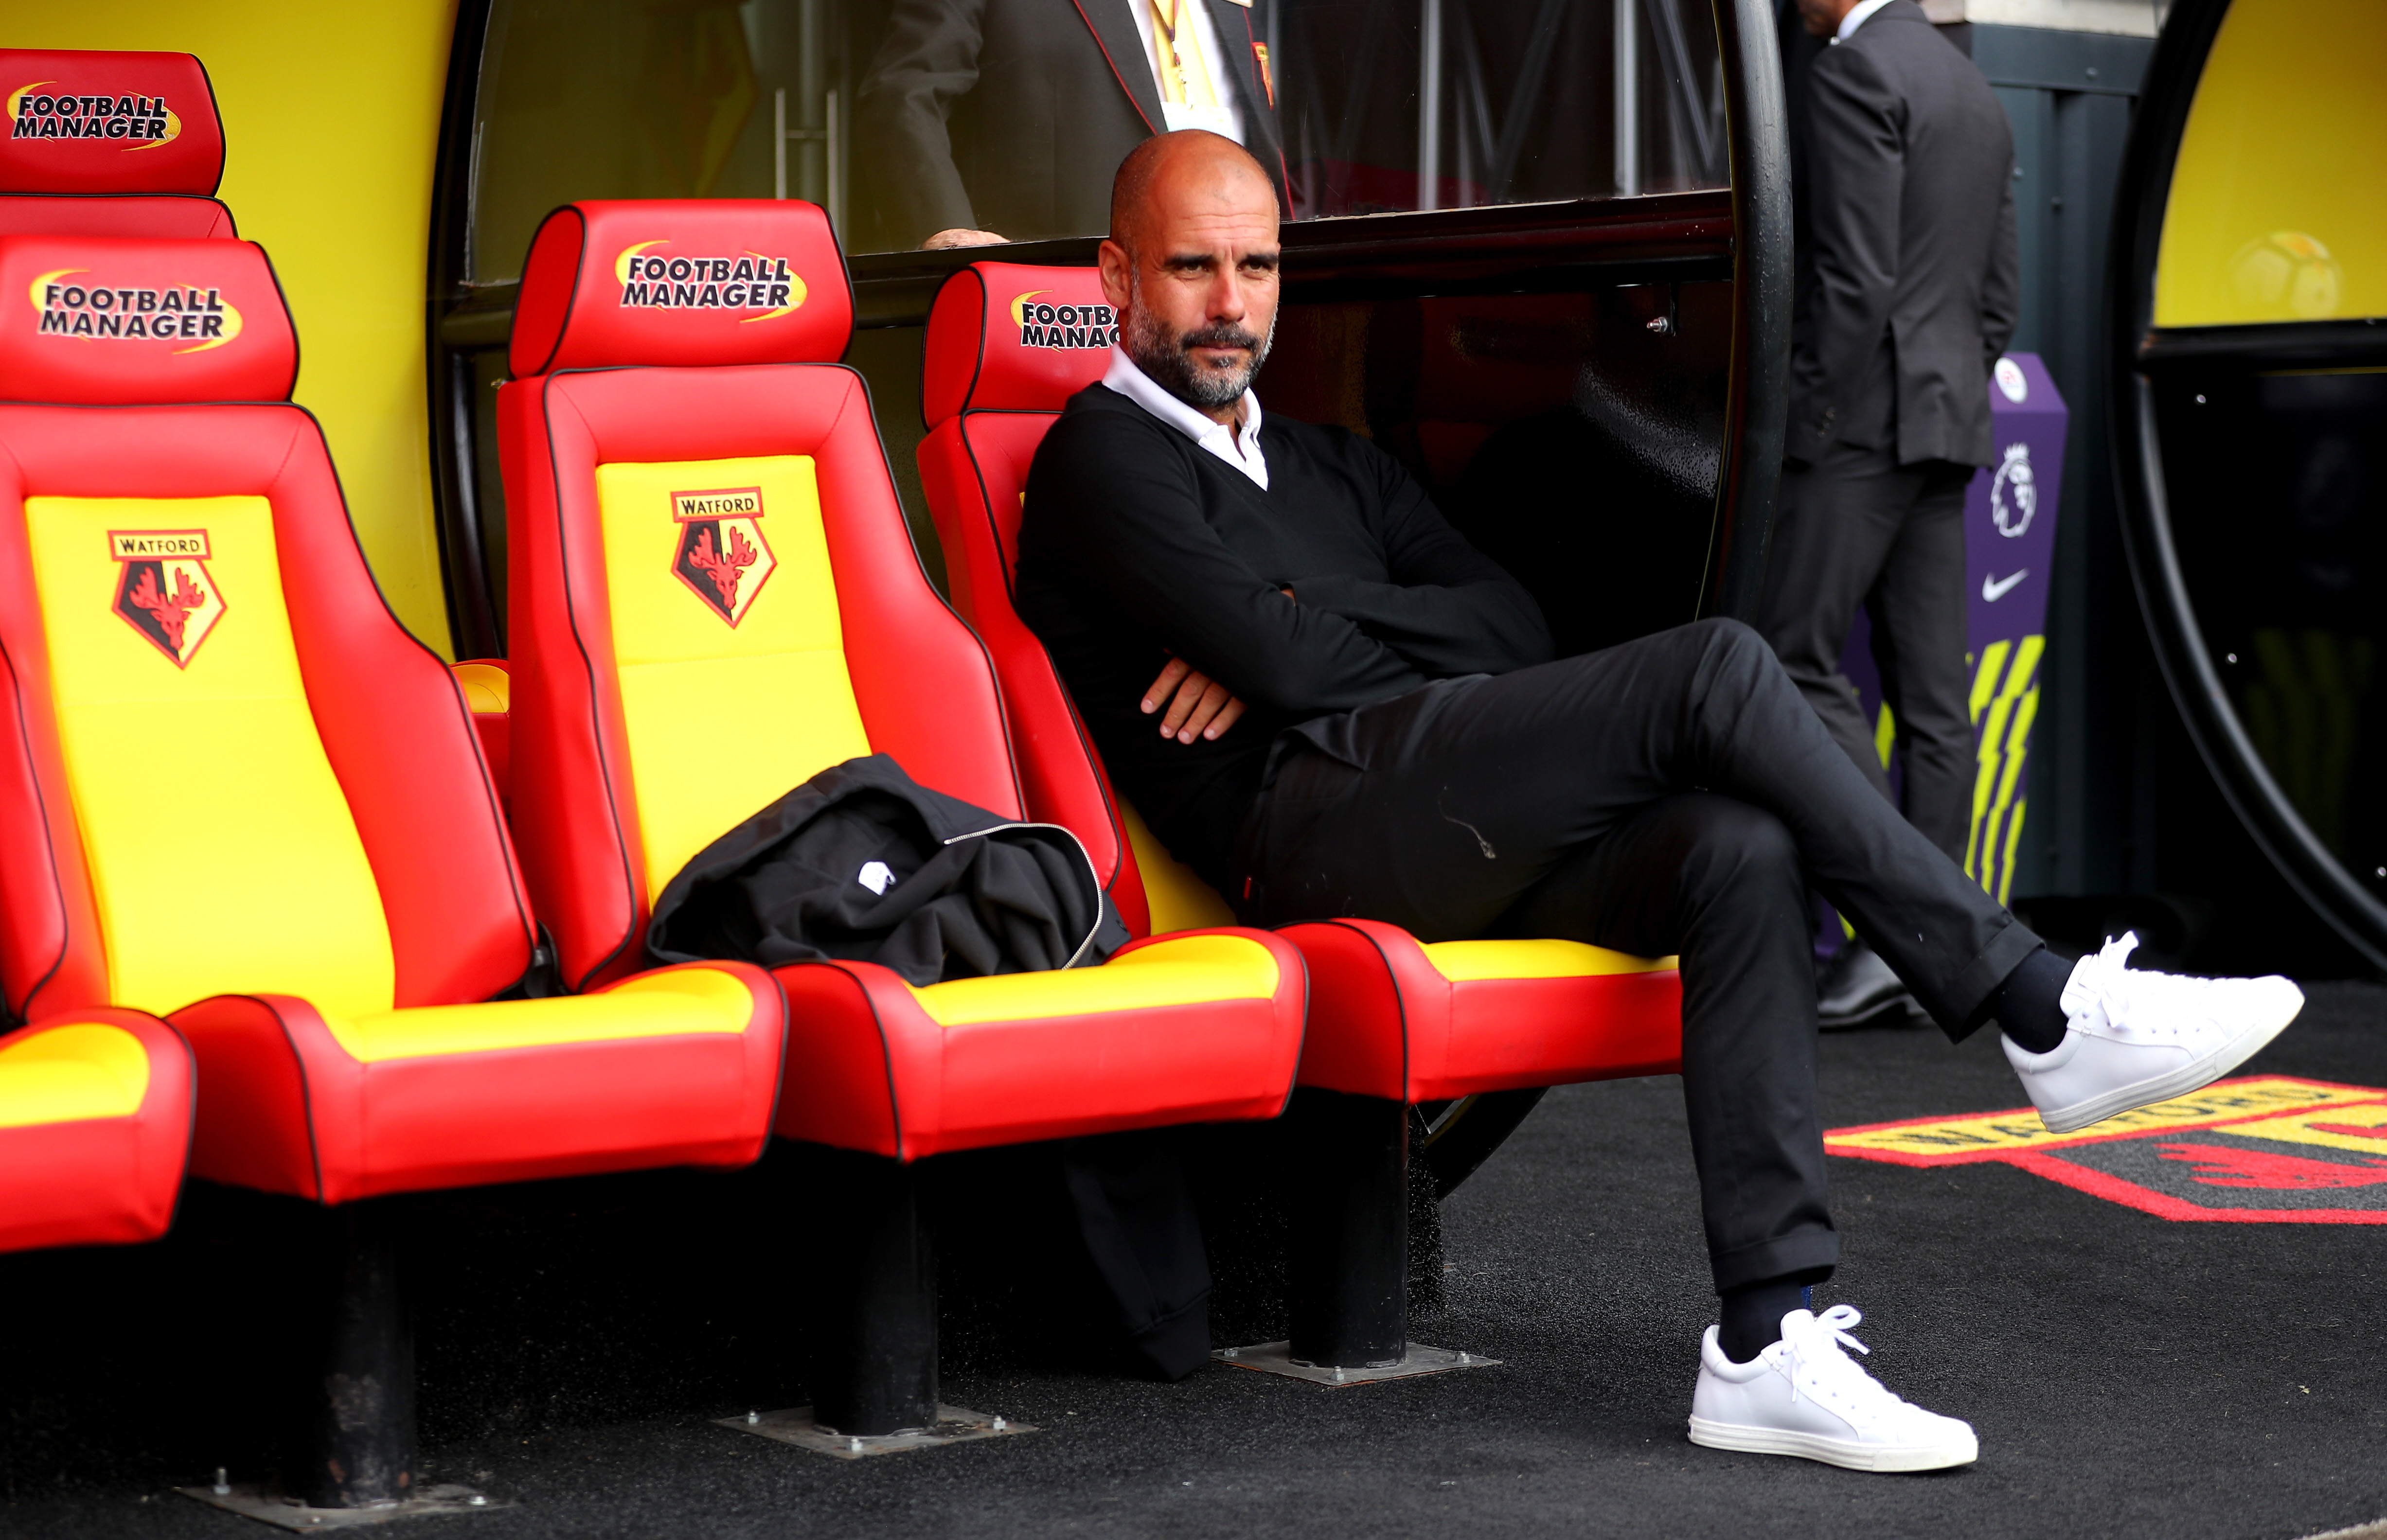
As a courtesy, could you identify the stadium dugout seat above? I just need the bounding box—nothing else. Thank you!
[0,230,784,1508]
[917,262,1685,1371]
[1,50,236,238]
[494,200,1306,1434]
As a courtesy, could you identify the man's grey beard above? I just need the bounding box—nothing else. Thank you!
[1123,267,1274,411]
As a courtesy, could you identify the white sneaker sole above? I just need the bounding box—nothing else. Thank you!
[2035,986,2304,1135]
[1688,1414,1977,1472]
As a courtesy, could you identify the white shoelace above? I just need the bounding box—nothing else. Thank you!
[1776,1306,1912,1425]
[2064,931,2240,1044]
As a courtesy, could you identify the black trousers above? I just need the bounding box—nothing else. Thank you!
[1232,619,2041,1292]
[1758,441,1978,863]
[1060,1132,1212,1379]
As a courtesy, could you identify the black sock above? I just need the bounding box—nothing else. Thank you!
[1719,1277,1812,1363]
[1986,945,2073,1054]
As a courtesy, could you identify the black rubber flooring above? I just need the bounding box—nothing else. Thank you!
[5,981,2386,1540]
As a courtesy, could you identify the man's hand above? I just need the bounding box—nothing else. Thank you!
[1142,656,1247,744]
[923,229,1008,249]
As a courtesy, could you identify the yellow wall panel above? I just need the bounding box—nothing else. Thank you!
[2155,0,2387,327]
[13,1,462,654]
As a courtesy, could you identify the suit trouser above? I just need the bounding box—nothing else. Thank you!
[1232,619,2041,1292]
[1758,440,1978,864]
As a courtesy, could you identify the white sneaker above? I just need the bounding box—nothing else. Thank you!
[2002,932,2304,1134]
[1688,1305,1977,1472]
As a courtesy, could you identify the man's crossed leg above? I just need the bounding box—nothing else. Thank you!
[1233,619,2301,1470]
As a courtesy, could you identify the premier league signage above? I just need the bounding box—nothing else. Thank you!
[1832,352,2066,922]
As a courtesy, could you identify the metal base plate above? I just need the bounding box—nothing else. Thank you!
[1212,1341,1500,1385]
[175,1483,502,1530]
[716,1404,1036,1459]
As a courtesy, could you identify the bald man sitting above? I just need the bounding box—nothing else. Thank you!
[1014,131,2303,1471]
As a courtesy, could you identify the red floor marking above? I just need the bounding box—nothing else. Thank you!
[1825,1076,2387,1224]
[2154,1140,2387,1189]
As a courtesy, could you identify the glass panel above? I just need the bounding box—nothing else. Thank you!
[1284,0,1727,218]
[1260,282,1728,657]
[464,0,1729,278]
[468,0,851,284]
[2155,368,2387,897]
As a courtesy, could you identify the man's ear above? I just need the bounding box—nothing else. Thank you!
[1098,238,1134,316]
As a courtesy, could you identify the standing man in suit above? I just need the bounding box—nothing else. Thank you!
[856,0,1287,250]
[1759,0,2019,1028]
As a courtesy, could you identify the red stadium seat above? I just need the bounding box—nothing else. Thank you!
[495,201,1306,1432]
[0,230,784,1507]
[0,1012,191,1255]
[918,261,1685,1369]
[0,51,236,238]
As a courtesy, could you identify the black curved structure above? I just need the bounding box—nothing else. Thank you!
[1705,0,1792,622]
[2107,0,2387,971]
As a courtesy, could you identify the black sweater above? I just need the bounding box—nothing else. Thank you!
[1015,383,1552,890]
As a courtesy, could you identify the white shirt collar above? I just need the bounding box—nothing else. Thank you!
[1102,345,1270,489]
[1124,0,1247,144]
[1834,0,1895,42]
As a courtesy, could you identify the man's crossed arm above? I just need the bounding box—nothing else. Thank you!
[1138,586,1294,744]
[1033,411,1550,747]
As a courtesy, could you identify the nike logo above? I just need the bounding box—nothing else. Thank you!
[1981,569,2028,602]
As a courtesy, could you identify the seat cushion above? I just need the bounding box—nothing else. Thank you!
[771,929,1305,1160]
[1282,920,1683,1102]
[0,1010,192,1252]
[175,962,783,1204]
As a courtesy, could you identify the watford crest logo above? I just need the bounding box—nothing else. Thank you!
[1828,1076,2387,1225]
[670,486,774,625]
[109,529,224,667]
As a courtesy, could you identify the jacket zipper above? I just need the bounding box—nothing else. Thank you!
[939,821,1111,970]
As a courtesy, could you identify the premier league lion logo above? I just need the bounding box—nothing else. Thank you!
[1990,442,2036,539]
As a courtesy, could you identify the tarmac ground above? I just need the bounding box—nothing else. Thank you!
[4,981,2385,1540]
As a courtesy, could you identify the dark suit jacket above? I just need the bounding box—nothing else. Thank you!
[856,0,1287,249]
[1788,0,2018,468]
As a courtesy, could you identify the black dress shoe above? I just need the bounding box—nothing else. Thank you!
[1816,938,1925,1030]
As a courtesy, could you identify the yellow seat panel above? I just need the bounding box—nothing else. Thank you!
[594,455,872,904]
[25,496,395,1019]
[1420,939,1676,982]
[323,965,755,1064]
[1119,796,1236,933]
[449,660,510,713]
[908,934,1280,1027]
[0,1025,152,1128]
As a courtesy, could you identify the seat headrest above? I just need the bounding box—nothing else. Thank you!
[508,199,854,378]
[0,234,297,405]
[2,51,226,196]
[923,262,1116,428]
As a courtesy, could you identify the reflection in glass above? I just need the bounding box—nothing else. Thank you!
[852,0,1288,250]
[465,0,1732,275]
[2157,370,2387,893]
[1283,0,1725,218]
[1261,283,1727,658]
[469,0,849,283]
